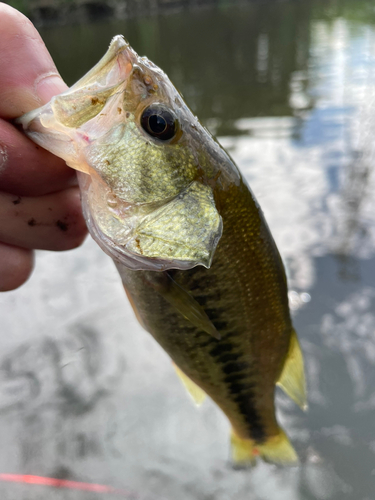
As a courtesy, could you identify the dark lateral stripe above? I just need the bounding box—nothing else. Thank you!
[228,382,244,394]
[224,372,246,384]
[222,361,248,375]
[227,372,251,397]
[198,337,217,348]
[209,343,234,357]
[178,325,196,334]
[234,390,266,442]
[212,321,229,331]
[194,295,209,306]
[194,291,222,304]
[204,308,221,320]
[220,361,266,442]
[188,277,217,291]
[217,353,239,364]
[204,333,266,441]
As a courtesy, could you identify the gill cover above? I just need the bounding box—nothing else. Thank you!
[17,36,222,271]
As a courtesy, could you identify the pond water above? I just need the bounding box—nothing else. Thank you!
[2,0,375,498]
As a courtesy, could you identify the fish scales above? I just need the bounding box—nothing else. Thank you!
[18,35,307,466]
[120,178,289,445]
[88,126,197,204]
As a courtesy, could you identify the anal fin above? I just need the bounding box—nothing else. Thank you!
[277,329,307,410]
[173,363,207,406]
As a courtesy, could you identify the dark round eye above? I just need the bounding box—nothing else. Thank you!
[140,104,177,141]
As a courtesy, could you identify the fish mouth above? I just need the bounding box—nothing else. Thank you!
[69,35,135,90]
[16,35,137,174]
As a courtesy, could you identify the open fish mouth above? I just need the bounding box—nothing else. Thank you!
[17,35,223,272]
[16,36,136,174]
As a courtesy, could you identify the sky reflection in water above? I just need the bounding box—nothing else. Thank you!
[2,1,375,499]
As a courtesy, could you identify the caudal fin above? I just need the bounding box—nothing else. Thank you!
[231,427,298,467]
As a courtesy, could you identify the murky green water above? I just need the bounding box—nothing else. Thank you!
[41,1,313,129]
[2,0,375,498]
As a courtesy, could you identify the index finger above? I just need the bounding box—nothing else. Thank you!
[0,3,67,118]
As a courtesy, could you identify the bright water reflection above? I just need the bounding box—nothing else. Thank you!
[2,1,375,498]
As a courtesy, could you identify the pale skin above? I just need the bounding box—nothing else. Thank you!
[0,3,87,291]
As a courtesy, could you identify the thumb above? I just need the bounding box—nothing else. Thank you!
[0,3,67,119]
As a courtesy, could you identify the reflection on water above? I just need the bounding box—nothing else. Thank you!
[40,1,313,132]
[3,0,375,498]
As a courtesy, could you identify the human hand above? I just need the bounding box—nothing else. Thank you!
[0,4,87,291]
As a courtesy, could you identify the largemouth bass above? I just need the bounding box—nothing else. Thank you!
[17,36,306,466]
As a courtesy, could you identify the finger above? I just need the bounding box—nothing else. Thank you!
[0,4,68,119]
[0,187,87,251]
[0,242,33,291]
[0,5,77,198]
[0,118,76,196]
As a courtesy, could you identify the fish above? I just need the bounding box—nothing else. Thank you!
[17,36,307,466]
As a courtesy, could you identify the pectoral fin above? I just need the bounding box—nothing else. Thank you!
[144,272,220,339]
[173,363,207,406]
[277,329,307,411]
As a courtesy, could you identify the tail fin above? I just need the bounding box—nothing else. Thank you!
[231,427,298,467]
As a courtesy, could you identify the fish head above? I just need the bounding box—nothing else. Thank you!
[17,36,230,271]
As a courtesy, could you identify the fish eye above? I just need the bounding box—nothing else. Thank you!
[140,104,177,141]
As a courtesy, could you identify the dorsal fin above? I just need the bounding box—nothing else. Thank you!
[277,329,307,410]
[173,363,207,406]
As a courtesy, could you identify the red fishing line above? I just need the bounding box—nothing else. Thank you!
[0,473,138,497]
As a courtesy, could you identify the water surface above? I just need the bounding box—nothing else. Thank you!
[2,1,375,498]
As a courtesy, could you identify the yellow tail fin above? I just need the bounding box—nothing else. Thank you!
[231,428,299,467]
